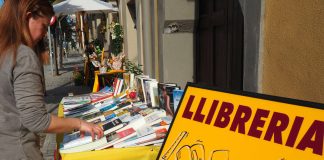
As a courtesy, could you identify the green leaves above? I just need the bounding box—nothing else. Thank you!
[124,58,143,76]
[110,23,123,56]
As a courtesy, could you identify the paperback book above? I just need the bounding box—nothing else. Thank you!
[60,128,136,153]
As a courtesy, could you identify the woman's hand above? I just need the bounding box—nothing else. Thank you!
[78,119,104,141]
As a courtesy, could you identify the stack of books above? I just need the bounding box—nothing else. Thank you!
[59,73,186,154]
[59,89,171,153]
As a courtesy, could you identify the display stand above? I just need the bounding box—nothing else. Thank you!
[56,103,160,160]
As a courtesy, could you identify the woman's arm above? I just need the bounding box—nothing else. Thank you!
[46,115,103,140]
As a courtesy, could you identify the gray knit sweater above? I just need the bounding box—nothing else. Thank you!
[0,45,51,160]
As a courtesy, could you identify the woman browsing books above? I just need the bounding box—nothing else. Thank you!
[0,1,103,159]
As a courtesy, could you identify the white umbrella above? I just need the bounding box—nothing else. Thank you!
[53,0,118,16]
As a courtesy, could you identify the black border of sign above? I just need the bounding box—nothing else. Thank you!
[156,82,324,160]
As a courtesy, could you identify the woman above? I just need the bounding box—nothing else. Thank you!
[0,1,103,159]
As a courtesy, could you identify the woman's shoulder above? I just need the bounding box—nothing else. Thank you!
[16,44,41,67]
[16,44,38,60]
[17,44,36,56]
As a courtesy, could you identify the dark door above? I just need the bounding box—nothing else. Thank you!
[195,0,244,90]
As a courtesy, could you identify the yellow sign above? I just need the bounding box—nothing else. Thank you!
[157,83,324,160]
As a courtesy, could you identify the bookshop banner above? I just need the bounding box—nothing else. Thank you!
[157,83,324,160]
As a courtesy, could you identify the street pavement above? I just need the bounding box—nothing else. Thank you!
[40,50,91,160]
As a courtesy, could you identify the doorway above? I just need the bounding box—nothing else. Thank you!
[195,0,244,91]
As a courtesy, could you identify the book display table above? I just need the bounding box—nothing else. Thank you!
[56,103,161,160]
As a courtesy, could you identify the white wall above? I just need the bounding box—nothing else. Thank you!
[119,0,138,62]
[164,0,195,20]
[161,0,195,88]
[162,34,194,88]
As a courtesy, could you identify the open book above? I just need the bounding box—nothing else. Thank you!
[60,128,136,153]
[60,118,124,150]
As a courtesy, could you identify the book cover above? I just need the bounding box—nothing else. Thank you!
[113,126,155,148]
[135,75,149,103]
[98,86,113,93]
[65,107,100,118]
[63,102,92,112]
[61,95,91,105]
[123,73,130,90]
[95,128,137,150]
[129,73,135,89]
[89,92,113,104]
[172,89,184,113]
[63,104,95,117]
[60,132,93,150]
[157,83,180,117]
[80,111,102,121]
[60,127,136,154]
[86,111,116,124]
[116,128,167,148]
[144,79,159,108]
[61,118,124,150]
[117,78,124,95]
[113,78,121,96]
[101,118,124,135]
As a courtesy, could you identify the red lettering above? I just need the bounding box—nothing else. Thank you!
[296,120,324,156]
[230,105,252,134]
[205,100,219,125]
[248,109,270,138]
[214,102,234,128]
[193,97,206,122]
[182,95,195,119]
[286,116,304,147]
[264,112,289,144]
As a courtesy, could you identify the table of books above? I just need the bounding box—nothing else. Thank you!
[56,103,161,160]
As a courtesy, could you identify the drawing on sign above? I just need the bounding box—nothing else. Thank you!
[162,131,230,160]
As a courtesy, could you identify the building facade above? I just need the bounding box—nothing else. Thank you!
[118,0,324,104]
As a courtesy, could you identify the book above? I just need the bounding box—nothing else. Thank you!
[101,118,124,135]
[123,73,130,90]
[95,128,137,150]
[113,126,155,148]
[113,78,121,96]
[60,132,93,150]
[60,128,136,153]
[117,128,168,148]
[60,118,124,150]
[172,89,184,113]
[135,75,149,103]
[138,108,154,117]
[65,107,100,118]
[158,83,180,117]
[63,105,96,117]
[98,86,113,93]
[144,79,159,108]
[119,114,146,130]
[89,92,113,104]
[136,138,164,147]
[87,111,117,124]
[130,73,135,89]
[117,79,124,96]
[61,95,91,106]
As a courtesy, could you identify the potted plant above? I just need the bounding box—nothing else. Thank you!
[123,58,143,76]
[72,66,84,86]
[109,22,123,56]
[108,22,124,70]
